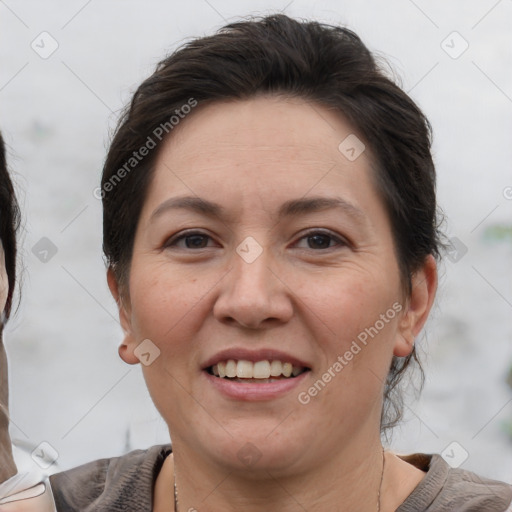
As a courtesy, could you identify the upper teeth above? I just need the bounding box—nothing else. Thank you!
[211,360,304,379]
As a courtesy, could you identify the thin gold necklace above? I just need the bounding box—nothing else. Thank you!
[174,449,386,511]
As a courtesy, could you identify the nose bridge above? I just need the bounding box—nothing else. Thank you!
[231,236,276,302]
[234,239,272,289]
[213,236,292,328]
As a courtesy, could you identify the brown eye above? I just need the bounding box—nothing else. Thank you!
[294,230,347,250]
[183,234,209,248]
[307,234,333,249]
[165,231,215,249]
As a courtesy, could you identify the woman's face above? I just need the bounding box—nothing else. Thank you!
[114,96,432,473]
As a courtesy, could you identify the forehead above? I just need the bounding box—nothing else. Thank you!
[142,96,379,219]
[162,96,360,167]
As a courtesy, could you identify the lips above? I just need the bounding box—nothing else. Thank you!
[204,366,310,401]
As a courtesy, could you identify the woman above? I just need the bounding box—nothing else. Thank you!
[50,15,512,511]
[0,133,56,510]
[0,132,19,485]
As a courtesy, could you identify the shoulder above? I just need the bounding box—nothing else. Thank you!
[397,453,512,512]
[49,444,172,512]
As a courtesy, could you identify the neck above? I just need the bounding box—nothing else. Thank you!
[171,432,385,512]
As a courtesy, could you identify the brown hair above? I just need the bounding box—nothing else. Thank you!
[101,14,443,432]
[0,132,20,320]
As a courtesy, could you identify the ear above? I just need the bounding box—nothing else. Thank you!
[394,254,438,357]
[107,268,140,365]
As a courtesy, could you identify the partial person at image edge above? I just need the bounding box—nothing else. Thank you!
[0,132,56,510]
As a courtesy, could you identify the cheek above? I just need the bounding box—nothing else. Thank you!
[128,261,215,350]
[293,265,400,340]
[298,282,401,428]
[292,264,402,402]
[129,264,213,418]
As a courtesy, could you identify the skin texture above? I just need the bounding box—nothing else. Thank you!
[110,96,437,511]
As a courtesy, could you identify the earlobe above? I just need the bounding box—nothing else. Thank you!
[107,268,140,366]
[394,255,438,357]
[118,342,140,365]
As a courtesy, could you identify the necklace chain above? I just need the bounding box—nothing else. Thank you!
[173,448,385,512]
[377,447,385,512]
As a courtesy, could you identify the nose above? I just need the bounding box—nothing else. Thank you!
[213,244,294,329]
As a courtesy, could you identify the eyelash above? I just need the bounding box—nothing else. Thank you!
[164,229,349,251]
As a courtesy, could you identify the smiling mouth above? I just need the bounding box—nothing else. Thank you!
[206,359,310,382]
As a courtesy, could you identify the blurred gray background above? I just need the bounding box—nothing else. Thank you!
[1,0,511,481]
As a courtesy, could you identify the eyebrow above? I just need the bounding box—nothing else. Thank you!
[150,195,366,224]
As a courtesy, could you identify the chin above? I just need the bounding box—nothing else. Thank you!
[191,418,311,477]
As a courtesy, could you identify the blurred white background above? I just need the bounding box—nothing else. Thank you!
[1,0,511,481]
